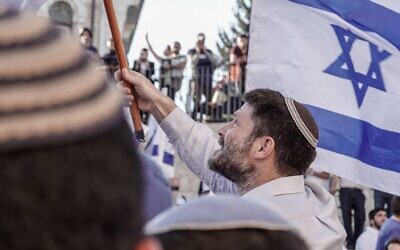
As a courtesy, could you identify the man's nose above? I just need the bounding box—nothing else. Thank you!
[218,122,232,137]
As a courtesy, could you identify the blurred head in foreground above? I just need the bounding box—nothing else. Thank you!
[0,7,146,250]
[145,196,309,250]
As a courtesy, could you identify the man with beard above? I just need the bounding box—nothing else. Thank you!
[116,69,346,250]
[377,197,400,250]
[356,208,387,250]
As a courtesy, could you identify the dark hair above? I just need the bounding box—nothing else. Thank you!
[240,34,249,39]
[141,48,148,52]
[0,120,143,250]
[80,27,93,38]
[386,237,400,250]
[369,208,386,227]
[243,89,318,176]
[197,33,205,41]
[155,228,309,250]
[391,196,400,216]
[369,208,386,220]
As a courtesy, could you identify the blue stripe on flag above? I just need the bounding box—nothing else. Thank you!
[152,145,158,156]
[163,152,174,166]
[289,0,400,50]
[306,105,400,173]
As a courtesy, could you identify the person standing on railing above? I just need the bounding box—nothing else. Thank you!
[133,48,155,82]
[145,34,175,99]
[188,33,218,121]
[102,38,119,80]
[229,34,248,95]
[132,48,155,124]
[79,27,100,61]
[170,41,187,100]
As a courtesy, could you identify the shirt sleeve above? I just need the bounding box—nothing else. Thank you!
[160,107,238,194]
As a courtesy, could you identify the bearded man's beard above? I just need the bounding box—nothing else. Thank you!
[374,221,382,230]
[209,137,256,190]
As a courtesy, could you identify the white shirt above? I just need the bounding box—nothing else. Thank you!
[355,227,379,250]
[305,167,330,190]
[160,108,346,250]
[243,176,346,250]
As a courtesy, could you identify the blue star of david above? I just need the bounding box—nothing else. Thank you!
[324,25,391,107]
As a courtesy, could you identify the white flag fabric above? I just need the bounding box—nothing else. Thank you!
[247,0,400,195]
[123,106,175,180]
[145,115,175,180]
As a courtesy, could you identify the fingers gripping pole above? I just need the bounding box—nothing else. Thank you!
[103,0,145,142]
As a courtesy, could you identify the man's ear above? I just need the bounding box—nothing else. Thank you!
[253,136,275,160]
[134,237,163,250]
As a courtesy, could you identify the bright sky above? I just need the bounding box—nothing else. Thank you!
[127,0,236,65]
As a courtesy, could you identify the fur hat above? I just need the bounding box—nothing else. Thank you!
[0,7,123,151]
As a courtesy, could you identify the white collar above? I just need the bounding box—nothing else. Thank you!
[366,226,379,234]
[243,175,305,198]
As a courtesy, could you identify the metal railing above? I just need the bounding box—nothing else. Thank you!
[156,64,246,122]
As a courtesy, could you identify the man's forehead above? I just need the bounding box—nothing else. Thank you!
[376,211,387,216]
[234,104,255,131]
[235,103,253,117]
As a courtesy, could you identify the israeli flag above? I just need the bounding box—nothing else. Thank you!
[145,115,175,180]
[247,0,400,195]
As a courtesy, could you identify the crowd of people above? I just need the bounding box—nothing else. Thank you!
[1,6,400,250]
[78,25,249,124]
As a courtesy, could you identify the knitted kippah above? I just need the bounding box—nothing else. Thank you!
[284,97,319,148]
[0,7,123,151]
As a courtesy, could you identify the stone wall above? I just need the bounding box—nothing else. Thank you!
[36,0,142,55]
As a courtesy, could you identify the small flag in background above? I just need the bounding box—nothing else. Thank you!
[247,0,400,195]
[145,115,175,180]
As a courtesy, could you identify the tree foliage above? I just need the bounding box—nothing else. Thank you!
[216,0,252,69]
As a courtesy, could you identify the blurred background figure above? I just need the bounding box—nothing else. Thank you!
[159,45,172,96]
[188,32,218,121]
[132,48,155,124]
[133,48,155,82]
[332,176,366,250]
[145,34,174,99]
[356,208,387,250]
[145,196,310,250]
[102,38,119,80]
[208,76,228,122]
[79,27,99,60]
[376,197,400,250]
[386,238,400,250]
[170,41,187,100]
[169,177,187,205]
[229,34,248,95]
[375,190,394,217]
